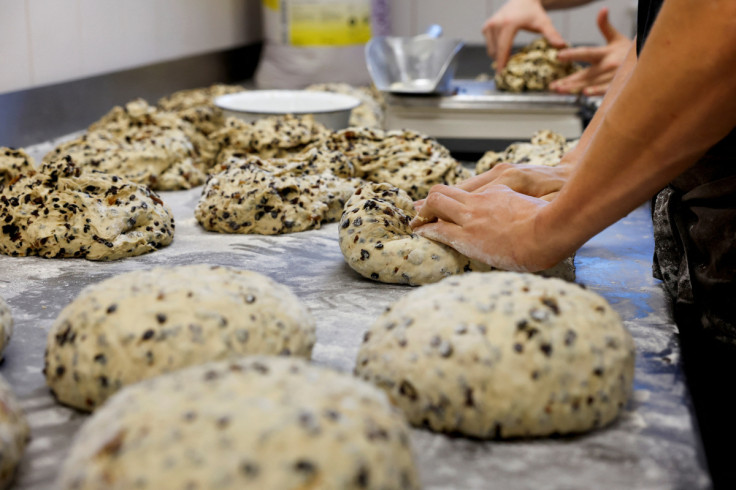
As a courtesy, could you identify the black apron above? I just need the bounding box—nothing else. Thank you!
[640,0,736,343]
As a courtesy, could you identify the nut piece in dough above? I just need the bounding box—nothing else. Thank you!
[0,375,30,489]
[0,297,12,361]
[57,356,420,490]
[476,130,578,174]
[355,272,636,439]
[0,151,174,261]
[494,38,580,92]
[339,182,575,285]
[44,265,316,411]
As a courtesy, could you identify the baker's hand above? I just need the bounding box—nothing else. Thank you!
[549,8,631,95]
[483,0,566,70]
[409,184,564,272]
[414,162,572,211]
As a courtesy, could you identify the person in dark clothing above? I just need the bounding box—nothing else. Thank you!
[414,0,736,487]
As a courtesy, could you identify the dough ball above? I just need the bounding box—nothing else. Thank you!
[57,356,420,490]
[196,157,360,235]
[0,147,34,183]
[317,128,472,200]
[495,38,579,92]
[476,130,578,174]
[210,115,331,162]
[305,83,385,129]
[355,272,636,439]
[339,183,575,285]
[0,296,12,360]
[44,265,316,411]
[157,84,246,136]
[0,375,30,489]
[0,154,174,261]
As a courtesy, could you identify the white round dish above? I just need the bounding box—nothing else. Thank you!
[214,90,361,130]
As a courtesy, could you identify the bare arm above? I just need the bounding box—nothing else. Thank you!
[416,0,736,271]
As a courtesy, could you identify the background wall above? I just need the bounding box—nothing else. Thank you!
[0,0,636,96]
[0,0,262,95]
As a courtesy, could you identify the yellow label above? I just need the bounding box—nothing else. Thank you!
[287,0,372,47]
[263,0,279,10]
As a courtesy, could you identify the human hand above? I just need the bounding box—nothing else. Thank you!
[409,184,565,272]
[482,0,566,70]
[549,8,631,95]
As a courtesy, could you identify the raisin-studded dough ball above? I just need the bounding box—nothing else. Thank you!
[355,272,636,439]
[45,266,316,411]
[339,183,575,285]
[494,38,579,92]
[0,375,30,489]
[0,297,12,360]
[57,357,420,490]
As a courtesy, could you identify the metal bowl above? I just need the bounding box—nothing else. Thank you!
[214,90,361,130]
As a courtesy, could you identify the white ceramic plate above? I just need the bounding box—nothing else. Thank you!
[214,90,361,130]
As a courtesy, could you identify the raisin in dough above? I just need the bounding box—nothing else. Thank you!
[0,376,30,489]
[0,297,12,361]
[316,128,472,200]
[44,266,316,411]
[495,38,579,92]
[57,356,420,490]
[305,83,385,129]
[476,130,578,174]
[210,115,331,162]
[0,152,174,261]
[157,84,246,135]
[196,157,361,235]
[355,272,636,439]
[339,183,575,285]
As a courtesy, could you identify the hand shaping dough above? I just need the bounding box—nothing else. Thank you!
[196,154,361,235]
[0,376,30,489]
[0,297,12,361]
[495,38,579,92]
[210,115,331,163]
[355,272,636,439]
[0,151,174,261]
[44,265,316,411]
[157,84,246,135]
[315,127,472,200]
[476,130,578,174]
[339,182,575,285]
[57,356,420,490]
[305,83,385,129]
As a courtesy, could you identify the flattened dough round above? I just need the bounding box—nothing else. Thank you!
[0,375,30,488]
[339,183,575,285]
[495,38,579,92]
[44,266,316,411]
[355,272,636,438]
[0,296,12,360]
[58,356,420,490]
[0,152,174,261]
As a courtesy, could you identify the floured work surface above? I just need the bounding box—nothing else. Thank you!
[0,137,709,489]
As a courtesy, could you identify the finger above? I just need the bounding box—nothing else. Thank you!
[413,198,425,211]
[483,23,497,58]
[538,20,566,49]
[540,191,559,202]
[410,192,468,229]
[494,26,518,71]
[556,46,606,64]
[413,220,464,248]
[550,69,594,93]
[596,7,624,43]
[583,82,611,96]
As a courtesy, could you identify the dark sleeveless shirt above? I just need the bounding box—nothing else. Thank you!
[639,0,736,341]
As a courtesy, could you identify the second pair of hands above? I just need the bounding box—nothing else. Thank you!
[483,1,630,96]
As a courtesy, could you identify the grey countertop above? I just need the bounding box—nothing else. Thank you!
[0,138,710,489]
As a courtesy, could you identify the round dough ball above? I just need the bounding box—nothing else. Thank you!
[355,272,636,439]
[0,375,30,489]
[0,152,174,261]
[0,296,12,360]
[44,265,316,411]
[339,183,575,285]
[57,356,420,490]
[494,38,579,92]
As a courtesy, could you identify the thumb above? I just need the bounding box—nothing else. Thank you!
[540,20,566,48]
[597,7,623,43]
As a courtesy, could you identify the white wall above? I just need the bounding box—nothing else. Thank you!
[389,0,637,47]
[0,0,262,95]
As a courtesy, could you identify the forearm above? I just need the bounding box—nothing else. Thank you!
[540,0,736,257]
